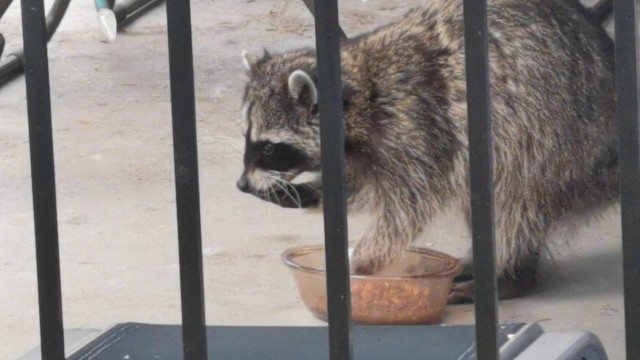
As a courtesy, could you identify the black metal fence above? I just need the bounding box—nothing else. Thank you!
[14,0,640,359]
[613,0,640,358]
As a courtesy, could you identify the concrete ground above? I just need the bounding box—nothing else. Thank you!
[0,0,627,358]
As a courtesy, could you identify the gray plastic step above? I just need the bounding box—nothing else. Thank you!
[516,331,609,360]
[17,328,103,360]
[17,322,609,360]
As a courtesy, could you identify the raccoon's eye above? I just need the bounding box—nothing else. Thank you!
[263,143,275,157]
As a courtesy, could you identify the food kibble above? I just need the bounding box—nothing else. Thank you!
[306,280,445,325]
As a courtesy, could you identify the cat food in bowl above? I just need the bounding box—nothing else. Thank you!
[282,245,462,325]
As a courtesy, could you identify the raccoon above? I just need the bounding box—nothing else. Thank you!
[236,0,618,303]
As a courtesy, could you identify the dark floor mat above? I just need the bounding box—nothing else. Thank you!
[65,322,524,360]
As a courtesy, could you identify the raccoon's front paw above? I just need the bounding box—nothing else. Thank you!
[448,262,475,304]
[448,280,475,304]
[349,248,391,275]
[350,259,376,275]
[447,265,539,304]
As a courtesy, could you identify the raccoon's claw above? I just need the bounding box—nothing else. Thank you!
[349,251,386,275]
[448,279,475,304]
[448,263,475,304]
[350,258,378,275]
[447,263,539,304]
[451,264,473,284]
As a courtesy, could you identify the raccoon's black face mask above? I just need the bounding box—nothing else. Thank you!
[236,136,322,208]
[236,51,323,208]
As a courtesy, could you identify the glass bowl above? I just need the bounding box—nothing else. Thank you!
[282,245,463,325]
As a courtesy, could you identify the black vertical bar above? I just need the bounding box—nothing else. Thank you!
[20,0,66,359]
[313,0,353,359]
[614,0,640,358]
[165,0,208,359]
[462,0,499,359]
[301,0,348,40]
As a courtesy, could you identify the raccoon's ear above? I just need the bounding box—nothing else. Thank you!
[242,50,258,71]
[288,70,318,107]
[242,49,271,71]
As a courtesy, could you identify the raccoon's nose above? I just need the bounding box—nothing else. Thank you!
[236,176,250,193]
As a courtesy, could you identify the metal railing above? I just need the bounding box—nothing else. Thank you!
[165,0,208,357]
[14,0,640,359]
[313,2,353,358]
[21,0,65,356]
[462,0,499,357]
[614,0,640,358]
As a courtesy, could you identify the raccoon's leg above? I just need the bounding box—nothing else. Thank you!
[350,184,431,275]
[448,198,549,304]
[350,205,421,275]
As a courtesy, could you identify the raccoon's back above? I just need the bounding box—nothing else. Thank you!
[343,0,614,112]
[341,0,616,198]
[483,0,616,172]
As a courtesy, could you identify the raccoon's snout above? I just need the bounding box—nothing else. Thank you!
[236,175,250,193]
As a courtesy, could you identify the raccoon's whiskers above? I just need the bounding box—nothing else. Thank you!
[221,153,242,164]
[282,181,302,208]
[211,136,243,153]
[262,188,277,206]
[283,182,302,208]
[278,171,297,182]
[271,177,302,208]
[265,171,302,208]
[267,186,282,206]
[268,170,297,181]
